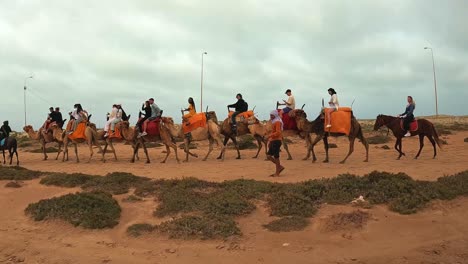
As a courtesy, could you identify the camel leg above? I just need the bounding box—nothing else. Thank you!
[282,138,293,160]
[203,137,214,161]
[427,135,437,159]
[106,140,117,161]
[183,138,198,162]
[414,134,424,159]
[161,144,171,163]
[357,130,369,162]
[55,143,62,160]
[253,135,264,159]
[322,136,330,163]
[142,143,150,163]
[231,136,241,159]
[41,140,48,161]
[131,142,141,163]
[307,135,322,163]
[217,136,230,160]
[74,143,80,163]
[340,137,356,164]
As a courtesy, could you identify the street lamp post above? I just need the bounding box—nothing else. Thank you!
[24,75,33,126]
[424,47,438,117]
[200,51,207,112]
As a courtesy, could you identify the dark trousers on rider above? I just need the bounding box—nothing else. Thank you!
[231,111,240,127]
[137,117,149,131]
[403,114,414,132]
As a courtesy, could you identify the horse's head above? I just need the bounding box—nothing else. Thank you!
[373,114,385,131]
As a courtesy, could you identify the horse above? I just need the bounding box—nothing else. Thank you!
[0,137,19,165]
[373,114,442,159]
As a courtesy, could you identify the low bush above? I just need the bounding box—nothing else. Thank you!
[0,166,42,180]
[127,223,156,237]
[158,215,240,239]
[25,191,121,229]
[263,216,309,232]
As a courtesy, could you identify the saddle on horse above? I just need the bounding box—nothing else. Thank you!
[400,119,418,132]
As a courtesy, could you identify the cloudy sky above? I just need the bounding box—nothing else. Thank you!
[1,0,467,130]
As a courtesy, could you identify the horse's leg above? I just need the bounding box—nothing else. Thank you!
[203,137,214,161]
[9,147,13,165]
[2,149,5,164]
[253,135,263,159]
[396,138,404,160]
[340,137,356,164]
[14,146,19,166]
[217,136,230,160]
[323,135,330,163]
[414,134,424,159]
[427,135,437,159]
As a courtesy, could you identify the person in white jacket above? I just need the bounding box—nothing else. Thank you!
[104,104,118,137]
[326,88,339,128]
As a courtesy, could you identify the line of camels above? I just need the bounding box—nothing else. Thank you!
[22,109,442,164]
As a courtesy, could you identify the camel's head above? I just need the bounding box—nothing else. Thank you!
[121,121,130,130]
[205,111,218,123]
[373,114,385,131]
[246,115,260,125]
[88,123,97,131]
[23,125,32,132]
[292,109,307,119]
[161,117,175,126]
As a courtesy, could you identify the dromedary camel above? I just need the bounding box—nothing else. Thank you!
[293,109,369,163]
[179,111,224,162]
[23,124,64,160]
[216,114,268,160]
[125,117,180,164]
[99,121,139,161]
[62,122,105,163]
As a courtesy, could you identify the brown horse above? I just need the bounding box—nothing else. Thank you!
[373,114,442,159]
[293,109,369,164]
[1,137,19,165]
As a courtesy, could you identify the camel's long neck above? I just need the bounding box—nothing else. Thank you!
[26,129,41,140]
[52,128,64,142]
[121,127,136,141]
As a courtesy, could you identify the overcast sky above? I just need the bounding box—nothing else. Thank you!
[1,0,467,130]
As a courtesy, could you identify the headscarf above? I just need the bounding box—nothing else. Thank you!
[270,110,283,130]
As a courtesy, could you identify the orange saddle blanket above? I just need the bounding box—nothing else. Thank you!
[228,110,254,123]
[324,107,352,135]
[67,121,87,140]
[183,113,207,134]
[108,124,122,139]
[400,119,418,132]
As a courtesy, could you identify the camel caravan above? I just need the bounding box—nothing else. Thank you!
[15,89,441,172]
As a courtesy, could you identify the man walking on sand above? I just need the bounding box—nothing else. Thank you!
[267,110,284,177]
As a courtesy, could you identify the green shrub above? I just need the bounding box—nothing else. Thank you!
[0,166,42,180]
[203,191,256,216]
[28,147,59,153]
[82,172,150,195]
[5,181,22,188]
[127,223,156,237]
[40,173,98,187]
[263,216,309,232]
[159,215,240,239]
[269,191,317,217]
[25,191,121,229]
[322,174,367,204]
[220,179,277,199]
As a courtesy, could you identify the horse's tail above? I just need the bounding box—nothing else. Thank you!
[431,123,442,149]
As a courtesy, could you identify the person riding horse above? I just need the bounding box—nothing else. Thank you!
[398,96,416,137]
[0,121,12,139]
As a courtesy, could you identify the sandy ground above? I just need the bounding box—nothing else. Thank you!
[1,130,468,264]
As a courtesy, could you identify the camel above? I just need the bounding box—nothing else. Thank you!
[23,125,64,160]
[179,111,224,162]
[125,117,180,163]
[216,114,268,160]
[99,121,139,161]
[61,122,105,163]
[293,109,369,164]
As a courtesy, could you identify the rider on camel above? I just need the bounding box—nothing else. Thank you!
[278,89,295,116]
[227,93,248,133]
[326,88,339,128]
[182,97,196,124]
[68,104,88,134]
[139,98,161,137]
[41,107,55,132]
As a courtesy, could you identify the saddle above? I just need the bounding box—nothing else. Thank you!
[183,113,207,135]
[138,117,161,136]
[228,110,255,123]
[108,122,123,139]
[67,121,87,140]
[277,109,298,130]
[400,119,418,132]
[324,107,352,135]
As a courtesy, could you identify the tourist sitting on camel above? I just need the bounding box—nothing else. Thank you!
[182,97,196,124]
[398,96,416,137]
[227,93,248,132]
[139,98,161,137]
[137,101,151,132]
[278,89,296,116]
[54,107,63,128]
[104,104,118,137]
[325,88,339,128]
[41,107,55,132]
[68,104,88,134]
